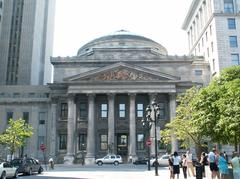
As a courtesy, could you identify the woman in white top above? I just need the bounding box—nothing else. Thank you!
[173,151,182,179]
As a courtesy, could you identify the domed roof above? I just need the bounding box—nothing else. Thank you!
[77,30,167,56]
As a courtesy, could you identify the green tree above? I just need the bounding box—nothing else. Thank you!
[194,66,240,150]
[0,118,33,159]
[161,86,207,158]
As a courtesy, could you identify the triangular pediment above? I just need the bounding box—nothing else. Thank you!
[64,62,180,82]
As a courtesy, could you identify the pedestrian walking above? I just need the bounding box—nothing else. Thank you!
[173,151,181,179]
[182,154,188,179]
[49,156,54,169]
[230,152,240,179]
[208,148,220,179]
[200,152,208,178]
[186,150,195,177]
[169,153,174,179]
[218,152,229,179]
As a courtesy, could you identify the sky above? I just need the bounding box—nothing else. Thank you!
[53,0,192,57]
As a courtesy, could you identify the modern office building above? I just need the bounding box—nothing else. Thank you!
[0,30,210,164]
[0,0,56,85]
[182,0,240,77]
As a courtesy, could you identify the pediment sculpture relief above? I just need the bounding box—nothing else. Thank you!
[87,69,154,81]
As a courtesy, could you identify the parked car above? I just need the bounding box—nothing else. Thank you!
[133,157,148,165]
[11,158,43,175]
[0,161,18,179]
[95,154,123,166]
[150,154,170,167]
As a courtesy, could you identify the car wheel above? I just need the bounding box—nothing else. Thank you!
[13,169,18,178]
[153,161,159,167]
[114,161,119,166]
[28,168,33,175]
[1,171,6,179]
[97,161,103,166]
[38,166,43,174]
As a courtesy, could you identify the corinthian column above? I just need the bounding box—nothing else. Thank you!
[85,94,95,164]
[129,93,137,162]
[169,93,178,152]
[64,94,76,164]
[108,93,115,154]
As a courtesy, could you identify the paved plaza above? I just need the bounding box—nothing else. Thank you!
[20,164,211,179]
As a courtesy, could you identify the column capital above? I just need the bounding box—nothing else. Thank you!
[128,93,136,99]
[107,93,115,100]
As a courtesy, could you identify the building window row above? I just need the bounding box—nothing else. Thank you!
[60,102,167,120]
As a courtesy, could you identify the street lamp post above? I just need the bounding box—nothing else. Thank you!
[145,100,160,176]
[141,115,152,171]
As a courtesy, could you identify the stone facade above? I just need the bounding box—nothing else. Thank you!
[0,30,210,164]
[182,0,240,77]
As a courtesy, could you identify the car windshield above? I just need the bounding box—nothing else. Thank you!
[11,159,22,165]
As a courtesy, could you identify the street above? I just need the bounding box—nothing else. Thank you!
[17,164,207,179]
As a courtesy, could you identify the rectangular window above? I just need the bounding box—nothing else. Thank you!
[158,102,165,119]
[195,70,203,76]
[211,42,214,52]
[100,103,108,118]
[79,102,87,118]
[229,36,238,47]
[59,134,67,150]
[228,18,236,29]
[100,134,108,150]
[23,112,29,124]
[205,32,208,42]
[6,112,13,123]
[202,37,204,47]
[119,104,126,118]
[137,103,144,117]
[39,112,45,125]
[224,0,234,13]
[207,47,210,57]
[60,103,68,120]
[79,134,87,151]
[231,54,239,65]
[137,134,145,150]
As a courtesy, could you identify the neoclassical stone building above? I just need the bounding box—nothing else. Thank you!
[0,30,210,164]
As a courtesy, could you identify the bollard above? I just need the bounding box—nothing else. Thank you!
[195,164,203,179]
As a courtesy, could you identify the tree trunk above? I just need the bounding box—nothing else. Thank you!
[195,144,204,161]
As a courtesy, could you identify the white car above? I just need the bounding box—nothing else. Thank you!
[150,154,170,167]
[0,161,18,179]
[95,154,123,166]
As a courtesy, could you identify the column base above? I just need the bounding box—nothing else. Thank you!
[84,155,95,165]
[64,154,74,165]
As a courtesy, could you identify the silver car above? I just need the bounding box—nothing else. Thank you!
[95,154,123,166]
[150,154,170,167]
[0,161,18,179]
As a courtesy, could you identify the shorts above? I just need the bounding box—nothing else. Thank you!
[210,162,219,171]
[173,165,180,174]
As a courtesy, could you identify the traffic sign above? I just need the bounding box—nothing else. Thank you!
[40,143,46,151]
[146,139,152,146]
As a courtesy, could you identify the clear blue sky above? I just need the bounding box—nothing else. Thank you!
[53,0,192,57]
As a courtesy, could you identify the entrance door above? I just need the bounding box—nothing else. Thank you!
[117,134,128,158]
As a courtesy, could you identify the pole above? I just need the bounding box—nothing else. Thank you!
[154,110,158,176]
[147,144,151,171]
[43,150,47,171]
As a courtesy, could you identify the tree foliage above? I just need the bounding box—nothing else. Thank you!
[194,66,240,148]
[0,118,33,156]
[161,86,207,152]
[161,65,240,153]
